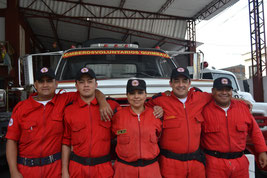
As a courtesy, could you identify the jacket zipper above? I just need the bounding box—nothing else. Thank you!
[183,103,190,153]
[225,111,232,167]
[89,105,93,175]
[225,111,231,152]
[138,114,141,178]
[40,105,46,178]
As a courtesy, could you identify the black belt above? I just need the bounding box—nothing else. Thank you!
[204,149,244,159]
[161,148,206,165]
[117,157,158,167]
[70,152,111,166]
[17,152,61,167]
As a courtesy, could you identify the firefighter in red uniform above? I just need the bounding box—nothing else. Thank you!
[112,79,162,178]
[201,77,267,178]
[62,67,119,178]
[6,67,112,178]
[146,67,212,178]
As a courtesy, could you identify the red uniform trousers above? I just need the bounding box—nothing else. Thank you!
[205,154,249,178]
[69,161,113,178]
[18,161,61,178]
[159,156,205,178]
[6,92,76,178]
[146,89,212,178]
[114,161,161,178]
[112,106,162,178]
[63,95,119,178]
[201,100,267,178]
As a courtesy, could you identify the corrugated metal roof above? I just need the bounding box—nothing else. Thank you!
[18,0,239,51]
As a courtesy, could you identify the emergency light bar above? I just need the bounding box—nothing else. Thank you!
[90,43,139,48]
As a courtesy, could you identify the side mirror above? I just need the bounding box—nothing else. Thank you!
[243,80,250,92]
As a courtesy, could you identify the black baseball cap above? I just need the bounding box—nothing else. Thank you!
[126,79,146,93]
[170,67,190,80]
[213,77,233,89]
[76,67,96,80]
[35,67,56,81]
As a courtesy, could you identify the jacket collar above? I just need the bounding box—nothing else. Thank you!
[77,92,97,107]
[29,92,57,105]
[128,105,147,116]
[170,87,195,103]
[211,98,235,111]
[21,92,57,116]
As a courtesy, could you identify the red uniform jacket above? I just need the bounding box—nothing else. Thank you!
[6,92,77,158]
[146,88,212,154]
[201,99,267,153]
[62,95,119,157]
[112,106,162,162]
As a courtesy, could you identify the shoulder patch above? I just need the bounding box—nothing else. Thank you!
[152,92,163,99]
[8,118,14,127]
[193,87,203,92]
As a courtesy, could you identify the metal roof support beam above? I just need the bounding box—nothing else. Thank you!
[91,22,188,47]
[49,17,62,50]
[87,22,91,40]
[187,20,196,43]
[194,0,232,21]
[248,0,266,102]
[49,0,190,20]
[157,0,174,14]
[153,38,166,48]
[61,17,189,47]
[187,20,196,65]
[21,9,190,47]
[119,0,126,8]
[121,30,130,42]
[20,16,45,51]
[36,34,78,44]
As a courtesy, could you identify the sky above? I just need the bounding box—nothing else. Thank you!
[196,0,265,69]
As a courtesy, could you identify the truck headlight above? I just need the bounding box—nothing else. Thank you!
[0,89,6,107]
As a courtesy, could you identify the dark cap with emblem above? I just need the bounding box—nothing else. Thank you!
[126,79,146,93]
[76,67,96,80]
[35,67,56,81]
[170,67,190,80]
[213,77,233,89]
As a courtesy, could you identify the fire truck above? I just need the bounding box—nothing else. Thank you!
[0,43,266,177]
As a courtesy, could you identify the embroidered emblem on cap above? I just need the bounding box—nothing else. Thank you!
[8,118,13,127]
[177,67,185,72]
[132,80,139,86]
[221,78,228,84]
[81,67,89,73]
[40,67,48,73]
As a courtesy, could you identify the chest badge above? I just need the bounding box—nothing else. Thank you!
[117,129,127,135]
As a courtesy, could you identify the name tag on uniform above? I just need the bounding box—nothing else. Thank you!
[165,116,176,120]
[117,129,127,135]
